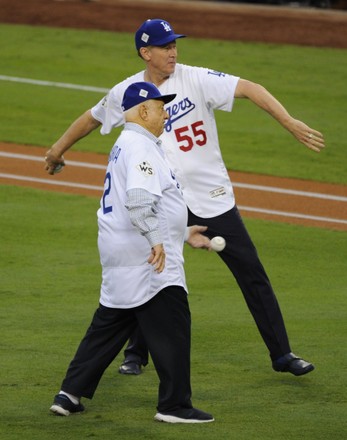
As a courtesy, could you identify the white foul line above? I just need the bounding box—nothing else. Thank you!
[232,181,347,202]
[1,151,346,203]
[1,172,347,226]
[0,173,102,192]
[0,151,106,170]
[238,205,347,225]
[0,75,109,94]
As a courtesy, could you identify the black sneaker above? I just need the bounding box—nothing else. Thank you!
[272,352,315,376]
[154,407,214,424]
[50,394,85,416]
[119,362,142,375]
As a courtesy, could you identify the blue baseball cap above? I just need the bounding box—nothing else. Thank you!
[122,82,176,111]
[135,19,186,51]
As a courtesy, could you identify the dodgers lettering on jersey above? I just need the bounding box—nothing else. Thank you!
[165,97,196,132]
[91,63,240,218]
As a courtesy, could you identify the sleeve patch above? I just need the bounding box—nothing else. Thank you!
[136,161,155,176]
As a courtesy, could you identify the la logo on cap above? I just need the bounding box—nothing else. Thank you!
[161,21,172,32]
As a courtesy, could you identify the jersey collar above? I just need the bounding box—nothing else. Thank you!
[123,122,161,147]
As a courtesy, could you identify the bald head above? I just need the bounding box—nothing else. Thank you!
[124,99,169,138]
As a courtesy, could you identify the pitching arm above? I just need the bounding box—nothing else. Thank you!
[234,79,325,153]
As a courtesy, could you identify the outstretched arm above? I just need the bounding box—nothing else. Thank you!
[45,109,101,175]
[234,79,325,153]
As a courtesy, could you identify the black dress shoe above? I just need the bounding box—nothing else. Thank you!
[119,361,142,375]
[272,352,315,376]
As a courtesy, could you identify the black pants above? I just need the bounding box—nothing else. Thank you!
[60,286,192,412]
[124,205,291,363]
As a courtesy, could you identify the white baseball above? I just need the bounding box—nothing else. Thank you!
[53,164,64,174]
[53,156,65,174]
[210,236,226,252]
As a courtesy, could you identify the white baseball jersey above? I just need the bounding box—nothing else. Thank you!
[92,63,240,218]
[97,123,188,309]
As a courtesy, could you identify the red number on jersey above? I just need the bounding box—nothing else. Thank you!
[174,121,207,152]
[192,121,207,146]
[175,126,193,152]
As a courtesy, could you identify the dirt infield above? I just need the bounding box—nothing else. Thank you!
[1,0,346,231]
[1,0,347,48]
[1,143,346,231]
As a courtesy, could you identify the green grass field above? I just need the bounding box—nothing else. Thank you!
[0,23,346,439]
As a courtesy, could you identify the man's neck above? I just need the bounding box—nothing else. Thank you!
[144,69,170,87]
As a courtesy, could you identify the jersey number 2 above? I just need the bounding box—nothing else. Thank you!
[174,121,207,152]
[102,172,113,214]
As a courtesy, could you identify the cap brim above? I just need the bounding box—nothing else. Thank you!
[153,93,176,105]
[154,34,186,47]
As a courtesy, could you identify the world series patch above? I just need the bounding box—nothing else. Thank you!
[136,161,155,176]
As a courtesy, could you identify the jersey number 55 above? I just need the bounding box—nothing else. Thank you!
[174,121,207,152]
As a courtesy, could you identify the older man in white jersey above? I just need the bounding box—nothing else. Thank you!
[49,81,214,424]
[45,19,325,377]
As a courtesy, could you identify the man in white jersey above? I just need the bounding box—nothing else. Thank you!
[49,82,214,423]
[45,19,325,377]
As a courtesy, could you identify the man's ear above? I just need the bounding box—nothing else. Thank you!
[139,103,149,120]
[140,47,151,61]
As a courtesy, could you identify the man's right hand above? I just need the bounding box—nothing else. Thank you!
[45,149,65,175]
[148,244,166,273]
